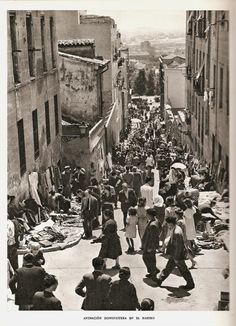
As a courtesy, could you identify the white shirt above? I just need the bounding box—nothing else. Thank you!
[146,156,154,167]
[140,184,154,208]
[7,220,15,246]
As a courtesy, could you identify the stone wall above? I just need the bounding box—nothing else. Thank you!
[8,11,62,201]
[58,53,100,123]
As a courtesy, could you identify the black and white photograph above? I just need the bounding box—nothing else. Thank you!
[2,0,235,324]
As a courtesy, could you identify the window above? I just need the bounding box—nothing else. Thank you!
[54,95,59,135]
[201,106,204,144]
[40,16,47,72]
[9,12,20,83]
[195,97,197,118]
[45,101,51,145]
[32,109,39,159]
[196,50,198,71]
[206,53,210,80]
[218,143,222,161]
[226,155,229,172]
[213,64,216,89]
[26,14,35,77]
[226,68,229,115]
[219,67,223,108]
[17,119,26,176]
[208,11,212,24]
[212,134,215,163]
[198,103,201,137]
[49,17,56,68]
[205,107,209,135]
[194,64,205,96]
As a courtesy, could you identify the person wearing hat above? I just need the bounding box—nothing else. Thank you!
[9,253,46,310]
[155,216,195,290]
[142,208,160,281]
[81,189,98,239]
[109,267,140,310]
[75,257,112,310]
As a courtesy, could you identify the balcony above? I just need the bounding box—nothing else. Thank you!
[194,62,205,96]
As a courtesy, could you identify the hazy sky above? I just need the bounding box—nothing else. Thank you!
[86,10,186,34]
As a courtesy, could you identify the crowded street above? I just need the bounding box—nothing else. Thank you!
[6,9,230,314]
[8,95,229,311]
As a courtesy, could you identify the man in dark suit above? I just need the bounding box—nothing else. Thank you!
[9,253,46,310]
[81,189,98,239]
[75,257,112,310]
[155,216,195,290]
[142,208,160,281]
[32,274,62,310]
[118,183,137,227]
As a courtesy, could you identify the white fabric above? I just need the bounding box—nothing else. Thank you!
[146,156,154,167]
[140,184,154,208]
[28,172,42,206]
[153,168,160,197]
[125,215,138,238]
[184,207,197,240]
[7,220,15,246]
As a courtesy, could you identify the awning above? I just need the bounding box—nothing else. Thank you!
[196,61,205,80]
[197,14,202,21]
[187,11,194,25]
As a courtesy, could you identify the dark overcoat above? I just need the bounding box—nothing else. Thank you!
[9,264,45,305]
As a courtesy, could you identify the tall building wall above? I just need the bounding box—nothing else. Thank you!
[8,11,62,200]
[77,17,113,112]
[164,68,185,108]
[185,10,229,174]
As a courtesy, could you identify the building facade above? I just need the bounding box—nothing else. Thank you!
[185,11,229,189]
[56,11,130,161]
[57,39,109,180]
[164,62,186,108]
[8,10,62,201]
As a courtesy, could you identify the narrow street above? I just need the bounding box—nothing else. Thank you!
[9,204,228,311]
[6,9,230,315]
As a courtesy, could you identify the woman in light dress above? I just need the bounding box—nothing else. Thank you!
[125,207,138,253]
[136,197,149,248]
[183,198,197,253]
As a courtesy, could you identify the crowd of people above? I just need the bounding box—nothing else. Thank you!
[7,97,229,310]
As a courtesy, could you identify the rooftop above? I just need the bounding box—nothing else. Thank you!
[162,54,185,60]
[58,39,95,47]
[80,14,115,25]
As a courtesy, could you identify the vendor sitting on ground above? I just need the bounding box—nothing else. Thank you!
[198,198,221,225]
[48,187,71,213]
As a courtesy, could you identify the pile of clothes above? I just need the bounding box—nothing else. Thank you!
[30,226,66,248]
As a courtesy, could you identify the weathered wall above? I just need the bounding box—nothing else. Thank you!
[186,10,229,169]
[8,11,62,201]
[58,54,100,123]
[77,18,113,112]
[55,11,80,40]
[164,68,185,108]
